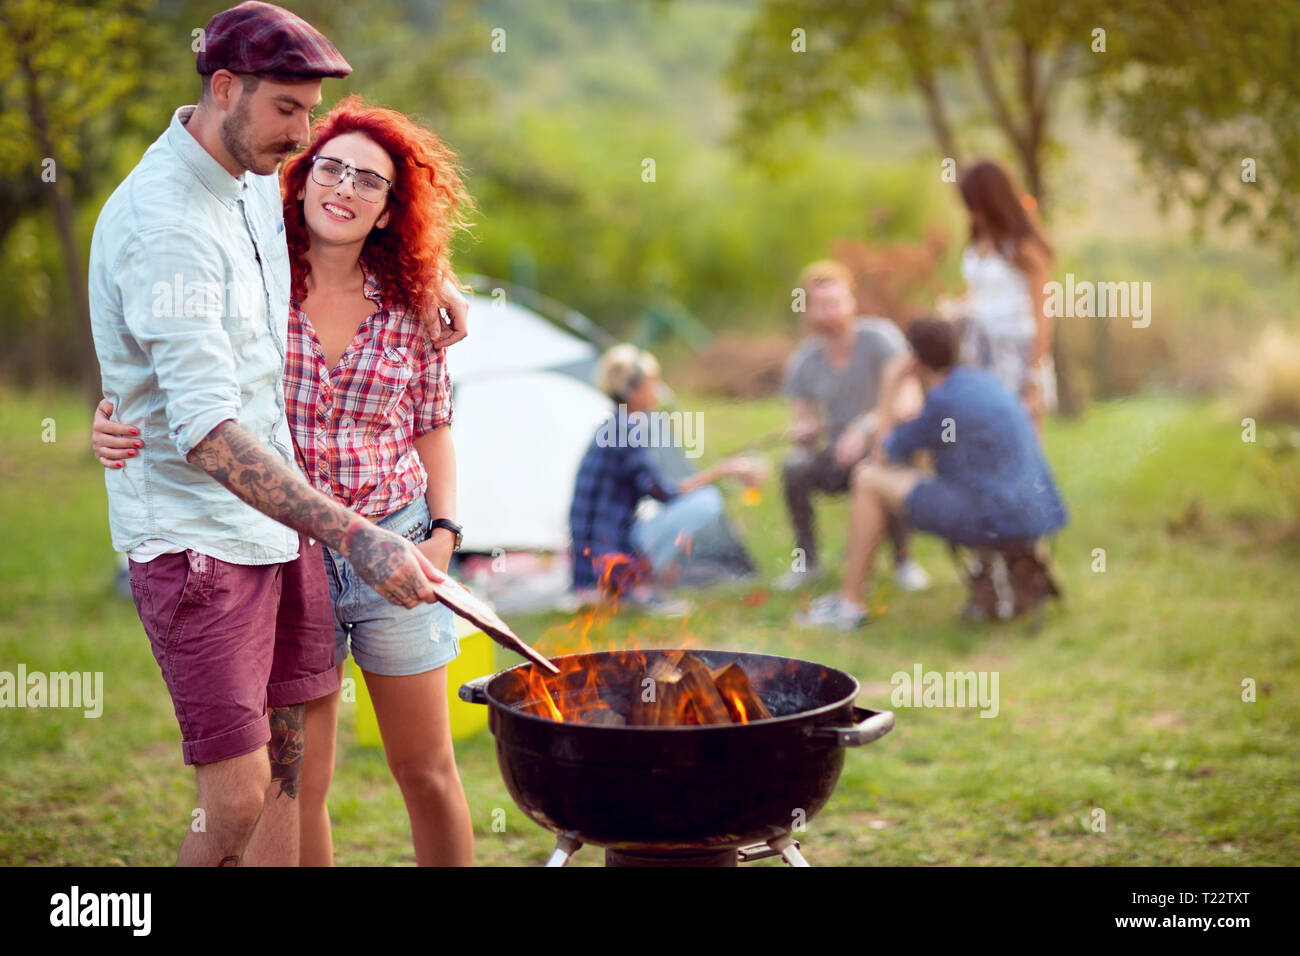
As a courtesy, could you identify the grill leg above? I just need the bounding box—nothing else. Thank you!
[768,832,810,867]
[544,831,583,867]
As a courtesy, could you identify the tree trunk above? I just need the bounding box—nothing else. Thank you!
[1012,47,1082,418]
[20,44,99,399]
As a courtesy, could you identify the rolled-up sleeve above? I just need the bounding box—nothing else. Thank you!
[118,229,242,457]
[409,329,453,436]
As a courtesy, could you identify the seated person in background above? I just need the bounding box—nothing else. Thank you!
[798,317,1068,630]
[779,259,930,592]
[569,344,762,610]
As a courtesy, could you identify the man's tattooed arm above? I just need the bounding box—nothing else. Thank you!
[186,420,442,606]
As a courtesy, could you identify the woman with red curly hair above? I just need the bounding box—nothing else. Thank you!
[94,96,475,865]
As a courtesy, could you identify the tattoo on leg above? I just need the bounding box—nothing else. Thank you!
[268,704,306,799]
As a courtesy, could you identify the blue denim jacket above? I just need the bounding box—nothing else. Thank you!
[88,105,299,564]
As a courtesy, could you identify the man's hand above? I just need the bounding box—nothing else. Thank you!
[92,399,142,469]
[788,418,820,446]
[340,521,447,609]
[787,400,821,447]
[427,277,469,349]
[834,426,870,470]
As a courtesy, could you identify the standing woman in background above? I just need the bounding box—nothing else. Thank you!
[954,159,1057,431]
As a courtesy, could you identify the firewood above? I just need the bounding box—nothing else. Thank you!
[630,653,690,726]
[711,662,773,723]
[675,652,733,724]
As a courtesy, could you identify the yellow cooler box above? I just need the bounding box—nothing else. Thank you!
[352,614,494,747]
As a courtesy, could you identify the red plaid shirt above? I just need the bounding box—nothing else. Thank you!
[284,263,453,518]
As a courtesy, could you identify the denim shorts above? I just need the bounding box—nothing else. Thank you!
[323,496,460,677]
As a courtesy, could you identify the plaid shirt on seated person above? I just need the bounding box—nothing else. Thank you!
[568,421,679,592]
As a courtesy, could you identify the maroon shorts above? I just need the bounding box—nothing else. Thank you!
[128,536,339,766]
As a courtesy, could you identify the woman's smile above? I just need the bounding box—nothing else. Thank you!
[321,200,356,222]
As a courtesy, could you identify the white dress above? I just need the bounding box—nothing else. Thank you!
[959,243,1056,410]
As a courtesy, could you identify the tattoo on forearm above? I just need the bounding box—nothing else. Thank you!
[341,520,425,604]
[187,421,426,597]
[188,421,349,542]
[268,704,306,800]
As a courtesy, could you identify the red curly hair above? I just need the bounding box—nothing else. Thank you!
[281,95,473,336]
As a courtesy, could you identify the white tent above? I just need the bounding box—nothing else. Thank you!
[447,290,612,552]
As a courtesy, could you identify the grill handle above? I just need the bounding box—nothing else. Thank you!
[458,674,493,705]
[808,707,895,747]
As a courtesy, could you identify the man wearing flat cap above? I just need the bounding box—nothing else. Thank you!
[88,1,464,866]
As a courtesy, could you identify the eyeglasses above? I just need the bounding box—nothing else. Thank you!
[309,155,393,203]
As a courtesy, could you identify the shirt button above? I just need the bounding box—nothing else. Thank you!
[340,417,354,429]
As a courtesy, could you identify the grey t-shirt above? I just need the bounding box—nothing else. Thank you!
[783,317,907,442]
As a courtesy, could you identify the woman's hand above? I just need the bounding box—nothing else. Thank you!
[93,399,142,469]
[1021,381,1045,420]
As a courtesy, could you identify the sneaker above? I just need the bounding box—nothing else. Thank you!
[774,564,826,592]
[894,559,932,593]
[794,594,867,631]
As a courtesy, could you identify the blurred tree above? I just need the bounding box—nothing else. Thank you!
[728,0,1096,411]
[0,0,160,393]
[1091,1,1300,263]
[727,0,1097,207]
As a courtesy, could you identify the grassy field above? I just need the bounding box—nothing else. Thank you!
[0,386,1296,866]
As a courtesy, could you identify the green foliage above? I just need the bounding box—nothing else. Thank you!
[729,0,1300,260]
[1086,0,1300,262]
[0,0,159,178]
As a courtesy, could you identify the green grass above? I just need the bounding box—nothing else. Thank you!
[0,387,1296,866]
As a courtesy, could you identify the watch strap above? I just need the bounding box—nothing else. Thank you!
[429,518,463,550]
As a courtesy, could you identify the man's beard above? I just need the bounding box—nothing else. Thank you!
[220,96,290,176]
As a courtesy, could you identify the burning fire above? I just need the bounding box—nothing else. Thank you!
[514,551,771,727]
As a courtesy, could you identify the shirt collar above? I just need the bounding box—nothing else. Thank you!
[165,105,247,209]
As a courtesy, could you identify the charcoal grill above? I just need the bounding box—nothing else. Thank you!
[459,648,895,866]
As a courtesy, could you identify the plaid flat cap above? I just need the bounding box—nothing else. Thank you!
[196,1,351,79]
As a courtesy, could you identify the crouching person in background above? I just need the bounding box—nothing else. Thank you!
[797,317,1068,630]
[568,345,763,614]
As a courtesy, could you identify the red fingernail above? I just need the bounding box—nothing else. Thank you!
[128,450,136,457]
[131,429,139,435]
[134,441,143,448]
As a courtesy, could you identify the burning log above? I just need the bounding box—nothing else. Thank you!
[710,662,773,723]
[627,652,766,726]
[673,653,733,724]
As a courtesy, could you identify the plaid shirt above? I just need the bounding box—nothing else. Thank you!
[568,420,679,590]
[284,262,452,518]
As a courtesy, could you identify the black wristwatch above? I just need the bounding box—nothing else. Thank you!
[429,518,463,551]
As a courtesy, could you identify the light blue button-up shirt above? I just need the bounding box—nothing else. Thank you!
[89,105,300,565]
